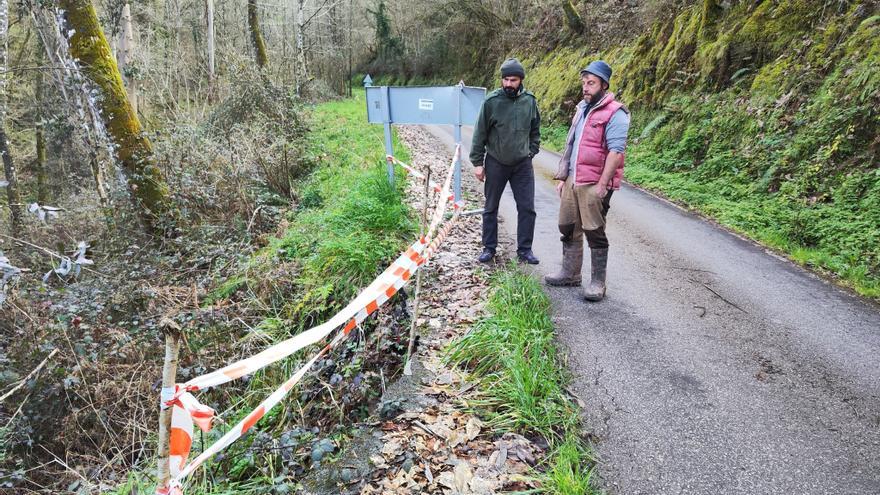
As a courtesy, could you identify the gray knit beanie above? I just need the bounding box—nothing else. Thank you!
[500,58,526,79]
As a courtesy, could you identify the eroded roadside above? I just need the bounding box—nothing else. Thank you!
[298,126,550,494]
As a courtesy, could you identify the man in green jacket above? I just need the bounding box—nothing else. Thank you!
[470,58,541,264]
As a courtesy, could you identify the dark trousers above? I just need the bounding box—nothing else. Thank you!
[482,154,536,253]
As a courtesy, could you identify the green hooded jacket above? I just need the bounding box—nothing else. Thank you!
[469,87,541,167]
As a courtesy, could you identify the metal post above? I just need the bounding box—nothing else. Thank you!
[381,86,394,185]
[453,83,463,204]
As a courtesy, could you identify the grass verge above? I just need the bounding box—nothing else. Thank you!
[446,266,596,494]
[217,91,416,327]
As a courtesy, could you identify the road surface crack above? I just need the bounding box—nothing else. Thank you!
[694,278,748,313]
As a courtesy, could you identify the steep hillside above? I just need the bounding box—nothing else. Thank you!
[523,1,879,296]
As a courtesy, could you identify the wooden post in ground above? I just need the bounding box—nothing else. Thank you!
[157,328,181,490]
[404,169,431,375]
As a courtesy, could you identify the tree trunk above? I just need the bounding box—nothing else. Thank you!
[0,127,21,237]
[348,0,353,97]
[156,332,180,491]
[59,0,175,233]
[295,0,308,94]
[34,66,47,205]
[248,0,269,70]
[1,0,22,236]
[117,2,137,115]
[206,0,215,83]
[562,1,584,34]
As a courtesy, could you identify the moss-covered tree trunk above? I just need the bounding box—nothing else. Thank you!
[34,65,47,205]
[1,0,22,236]
[58,0,175,233]
[248,0,269,69]
[699,0,723,42]
[0,127,21,237]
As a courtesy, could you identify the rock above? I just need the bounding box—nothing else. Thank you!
[340,467,357,483]
[310,438,335,463]
[379,398,405,419]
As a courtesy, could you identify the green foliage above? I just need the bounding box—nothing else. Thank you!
[521,49,588,123]
[524,1,880,298]
[210,91,415,345]
[205,275,249,304]
[265,93,415,325]
[369,0,403,62]
[446,266,597,493]
[541,123,570,153]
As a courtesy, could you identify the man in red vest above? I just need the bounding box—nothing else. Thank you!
[545,61,630,301]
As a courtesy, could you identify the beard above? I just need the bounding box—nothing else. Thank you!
[585,89,606,104]
[503,85,520,97]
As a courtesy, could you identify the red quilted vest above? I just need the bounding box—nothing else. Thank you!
[574,93,625,189]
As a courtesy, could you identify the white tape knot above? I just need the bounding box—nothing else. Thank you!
[160,385,178,410]
[155,479,184,495]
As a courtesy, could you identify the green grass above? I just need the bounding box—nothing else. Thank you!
[625,142,880,299]
[267,92,416,326]
[222,90,417,330]
[542,123,570,154]
[446,266,597,494]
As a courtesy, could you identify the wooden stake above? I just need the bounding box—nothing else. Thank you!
[404,168,431,375]
[156,330,181,490]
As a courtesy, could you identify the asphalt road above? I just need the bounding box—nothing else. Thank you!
[425,124,880,494]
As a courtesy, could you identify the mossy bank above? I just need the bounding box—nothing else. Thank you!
[525,2,879,298]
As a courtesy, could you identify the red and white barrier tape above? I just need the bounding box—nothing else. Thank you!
[387,154,449,199]
[157,149,463,494]
[162,238,425,489]
[426,145,460,242]
[180,240,425,392]
[422,210,460,263]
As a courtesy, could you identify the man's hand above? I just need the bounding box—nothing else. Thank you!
[556,180,565,198]
[474,166,485,182]
[595,181,609,199]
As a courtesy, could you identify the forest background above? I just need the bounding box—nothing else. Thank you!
[0,0,877,493]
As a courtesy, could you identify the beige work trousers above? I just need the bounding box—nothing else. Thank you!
[559,179,606,230]
[557,177,614,248]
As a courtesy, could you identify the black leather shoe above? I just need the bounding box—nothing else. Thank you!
[517,250,540,265]
[478,248,496,263]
